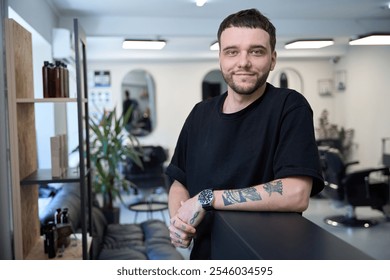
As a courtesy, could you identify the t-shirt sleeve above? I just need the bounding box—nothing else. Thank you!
[165,109,193,188]
[273,99,324,196]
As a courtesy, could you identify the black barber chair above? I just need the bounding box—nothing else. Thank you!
[124,145,169,222]
[125,145,169,194]
[319,147,390,227]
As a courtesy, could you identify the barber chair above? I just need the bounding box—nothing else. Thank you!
[125,145,168,194]
[319,147,390,227]
[124,145,169,222]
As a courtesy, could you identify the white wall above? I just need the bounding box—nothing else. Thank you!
[8,0,57,43]
[342,46,390,168]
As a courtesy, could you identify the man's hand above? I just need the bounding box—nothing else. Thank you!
[169,195,206,248]
[169,215,196,248]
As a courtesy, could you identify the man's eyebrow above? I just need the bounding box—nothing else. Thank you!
[221,45,237,52]
[222,44,268,52]
[249,44,267,49]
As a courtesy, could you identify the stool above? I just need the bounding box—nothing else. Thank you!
[128,201,168,223]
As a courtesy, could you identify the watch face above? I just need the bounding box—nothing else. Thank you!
[199,189,213,205]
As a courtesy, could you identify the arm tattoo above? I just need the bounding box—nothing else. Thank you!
[189,211,200,225]
[222,187,261,206]
[263,180,283,196]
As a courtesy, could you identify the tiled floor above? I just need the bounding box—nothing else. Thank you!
[303,197,390,260]
[118,191,390,260]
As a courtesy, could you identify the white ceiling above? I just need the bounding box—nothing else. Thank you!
[47,0,390,61]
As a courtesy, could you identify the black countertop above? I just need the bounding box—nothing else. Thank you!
[211,211,373,260]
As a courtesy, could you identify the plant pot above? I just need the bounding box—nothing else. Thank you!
[102,207,120,224]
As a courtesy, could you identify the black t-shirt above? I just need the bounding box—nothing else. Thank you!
[166,83,324,259]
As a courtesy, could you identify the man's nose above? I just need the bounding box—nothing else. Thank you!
[238,53,251,68]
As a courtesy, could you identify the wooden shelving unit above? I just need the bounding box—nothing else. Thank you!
[5,18,92,260]
[16,98,79,103]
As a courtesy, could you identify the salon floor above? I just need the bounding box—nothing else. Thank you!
[118,191,390,260]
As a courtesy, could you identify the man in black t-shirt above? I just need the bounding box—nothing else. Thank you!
[166,8,324,259]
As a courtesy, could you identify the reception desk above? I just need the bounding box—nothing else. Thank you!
[211,211,373,259]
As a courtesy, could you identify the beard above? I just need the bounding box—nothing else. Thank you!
[222,70,270,96]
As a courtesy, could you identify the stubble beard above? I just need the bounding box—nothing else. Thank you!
[222,71,270,96]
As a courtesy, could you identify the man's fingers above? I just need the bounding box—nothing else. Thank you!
[170,216,196,234]
[169,216,196,247]
[169,230,193,248]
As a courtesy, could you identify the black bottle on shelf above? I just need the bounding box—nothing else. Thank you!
[55,208,62,224]
[63,63,69,98]
[61,208,69,224]
[43,223,51,254]
[42,61,50,98]
[48,62,56,97]
[46,221,58,259]
[55,60,64,97]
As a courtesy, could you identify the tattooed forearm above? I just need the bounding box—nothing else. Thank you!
[263,180,283,196]
[222,187,261,206]
[189,211,200,225]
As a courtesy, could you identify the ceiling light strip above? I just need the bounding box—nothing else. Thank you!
[285,39,334,49]
[196,0,207,7]
[349,34,390,46]
[122,40,166,50]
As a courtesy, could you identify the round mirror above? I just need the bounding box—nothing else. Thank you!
[202,69,227,100]
[121,69,156,136]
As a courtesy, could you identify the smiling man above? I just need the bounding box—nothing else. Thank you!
[166,8,324,260]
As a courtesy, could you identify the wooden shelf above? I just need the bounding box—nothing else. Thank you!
[16,97,87,103]
[6,18,92,260]
[25,233,92,260]
[20,168,90,185]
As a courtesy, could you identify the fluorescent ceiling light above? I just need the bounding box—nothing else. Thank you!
[210,41,219,51]
[285,39,334,49]
[196,0,207,7]
[349,34,390,45]
[122,39,166,50]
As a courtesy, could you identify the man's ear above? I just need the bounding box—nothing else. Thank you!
[270,51,277,71]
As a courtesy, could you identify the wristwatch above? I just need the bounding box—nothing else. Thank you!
[198,189,214,211]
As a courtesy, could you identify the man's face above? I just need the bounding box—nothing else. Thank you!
[219,27,276,96]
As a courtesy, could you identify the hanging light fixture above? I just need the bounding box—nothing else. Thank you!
[349,33,390,45]
[284,39,334,49]
[210,41,219,51]
[122,39,166,50]
[196,0,207,7]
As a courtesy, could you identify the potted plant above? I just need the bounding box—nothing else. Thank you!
[89,106,143,223]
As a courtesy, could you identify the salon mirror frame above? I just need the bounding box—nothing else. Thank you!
[202,69,227,100]
[121,69,156,136]
[270,67,304,94]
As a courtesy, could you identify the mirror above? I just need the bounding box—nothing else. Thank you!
[202,69,227,100]
[121,69,156,136]
[270,68,304,94]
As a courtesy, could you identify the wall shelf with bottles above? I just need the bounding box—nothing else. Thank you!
[5,18,92,260]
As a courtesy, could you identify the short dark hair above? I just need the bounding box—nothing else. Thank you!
[217,8,276,52]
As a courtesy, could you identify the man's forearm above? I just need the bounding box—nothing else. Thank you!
[168,180,190,217]
[212,176,312,212]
